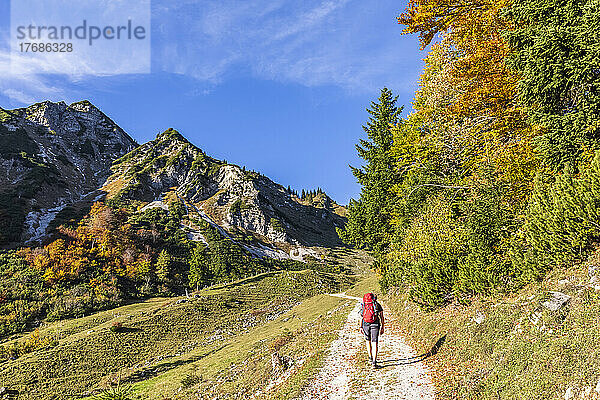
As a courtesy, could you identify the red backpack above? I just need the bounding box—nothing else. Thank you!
[362,293,378,323]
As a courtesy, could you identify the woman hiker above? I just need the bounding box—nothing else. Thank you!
[358,292,385,368]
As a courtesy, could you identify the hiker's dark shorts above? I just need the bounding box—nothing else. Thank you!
[362,320,380,342]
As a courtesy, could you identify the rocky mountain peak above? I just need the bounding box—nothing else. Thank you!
[68,99,98,113]
[1,103,345,257]
[0,100,138,246]
[157,127,188,142]
[15,100,137,145]
[105,128,345,251]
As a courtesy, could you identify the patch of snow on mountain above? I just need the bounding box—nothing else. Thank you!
[24,203,68,244]
[243,243,291,261]
[93,192,106,202]
[183,225,208,245]
[139,200,169,212]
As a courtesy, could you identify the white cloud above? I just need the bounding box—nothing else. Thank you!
[0,0,421,105]
[10,0,151,75]
[0,43,69,105]
[1,88,36,105]
[152,0,419,93]
[0,0,151,105]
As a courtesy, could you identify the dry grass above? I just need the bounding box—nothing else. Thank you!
[384,259,600,399]
[101,178,127,199]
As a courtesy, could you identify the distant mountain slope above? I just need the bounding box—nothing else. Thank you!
[0,101,137,245]
[104,128,346,249]
[0,101,345,254]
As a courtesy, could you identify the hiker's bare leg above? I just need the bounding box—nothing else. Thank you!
[365,340,373,359]
[372,341,379,362]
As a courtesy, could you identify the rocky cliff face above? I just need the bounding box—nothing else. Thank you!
[0,101,345,255]
[105,128,346,250]
[0,101,137,245]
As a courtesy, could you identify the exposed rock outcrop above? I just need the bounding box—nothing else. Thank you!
[104,128,346,248]
[0,102,345,254]
[0,101,137,245]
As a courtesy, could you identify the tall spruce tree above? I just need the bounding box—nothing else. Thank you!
[339,88,402,255]
[155,249,172,284]
[505,0,600,169]
[188,244,209,290]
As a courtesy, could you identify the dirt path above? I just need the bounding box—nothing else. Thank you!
[300,294,435,400]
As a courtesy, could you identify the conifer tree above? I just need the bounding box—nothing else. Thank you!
[506,0,600,169]
[339,88,402,255]
[519,150,600,279]
[189,244,209,290]
[155,249,171,283]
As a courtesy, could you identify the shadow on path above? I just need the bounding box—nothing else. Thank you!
[377,334,446,368]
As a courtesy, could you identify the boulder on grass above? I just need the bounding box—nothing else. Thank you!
[541,291,570,312]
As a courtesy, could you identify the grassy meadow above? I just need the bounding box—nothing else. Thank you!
[0,248,372,399]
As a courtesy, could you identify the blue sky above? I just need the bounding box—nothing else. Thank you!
[0,0,425,204]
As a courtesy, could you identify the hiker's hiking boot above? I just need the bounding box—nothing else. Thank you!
[372,360,378,369]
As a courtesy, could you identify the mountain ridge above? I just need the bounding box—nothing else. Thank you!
[0,100,137,246]
[0,101,345,256]
[104,127,346,251]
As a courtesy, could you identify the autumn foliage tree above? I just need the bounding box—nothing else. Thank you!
[400,0,537,200]
[368,0,600,308]
[366,0,543,306]
[24,203,152,285]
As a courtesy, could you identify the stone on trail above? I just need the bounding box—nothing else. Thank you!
[529,310,542,325]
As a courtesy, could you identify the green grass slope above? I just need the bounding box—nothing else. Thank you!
[0,264,364,399]
[384,252,600,400]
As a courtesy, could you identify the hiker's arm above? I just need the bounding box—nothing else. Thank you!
[380,312,385,335]
[358,304,363,332]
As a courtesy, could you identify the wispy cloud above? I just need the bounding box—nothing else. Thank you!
[0,39,69,105]
[152,0,418,93]
[0,0,419,105]
[0,0,151,106]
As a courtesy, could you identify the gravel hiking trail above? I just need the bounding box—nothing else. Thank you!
[300,293,435,400]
